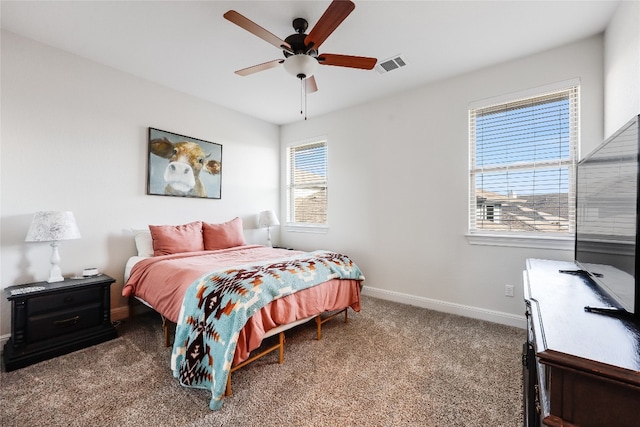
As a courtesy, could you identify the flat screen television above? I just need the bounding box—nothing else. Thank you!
[575,114,640,321]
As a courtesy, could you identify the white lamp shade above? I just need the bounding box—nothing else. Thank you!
[258,210,280,228]
[25,211,81,242]
[283,54,318,79]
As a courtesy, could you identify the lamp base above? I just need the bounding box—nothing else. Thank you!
[47,269,64,283]
[266,226,273,248]
[47,242,65,283]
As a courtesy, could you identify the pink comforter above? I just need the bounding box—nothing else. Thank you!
[123,245,361,364]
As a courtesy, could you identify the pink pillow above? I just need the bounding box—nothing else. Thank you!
[203,217,246,250]
[148,221,204,256]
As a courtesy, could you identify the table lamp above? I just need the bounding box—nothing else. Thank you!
[258,210,280,247]
[25,211,81,283]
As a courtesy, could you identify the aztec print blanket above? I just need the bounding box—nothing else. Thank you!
[170,250,365,410]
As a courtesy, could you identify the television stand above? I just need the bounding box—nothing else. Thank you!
[523,258,640,427]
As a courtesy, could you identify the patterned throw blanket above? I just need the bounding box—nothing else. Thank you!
[170,250,365,410]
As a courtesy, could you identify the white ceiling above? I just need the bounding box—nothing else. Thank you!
[1,1,619,125]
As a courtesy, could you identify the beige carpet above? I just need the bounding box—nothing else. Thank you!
[0,296,524,426]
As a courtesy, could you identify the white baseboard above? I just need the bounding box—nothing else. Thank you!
[111,306,130,322]
[0,333,9,350]
[361,285,526,329]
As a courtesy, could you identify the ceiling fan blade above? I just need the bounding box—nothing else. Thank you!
[235,59,284,76]
[305,0,355,50]
[306,76,318,93]
[318,54,377,70]
[224,10,292,52]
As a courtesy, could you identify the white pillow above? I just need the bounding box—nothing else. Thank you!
[132,228,154,257]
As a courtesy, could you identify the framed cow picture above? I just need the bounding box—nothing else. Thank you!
[147,128,222,199]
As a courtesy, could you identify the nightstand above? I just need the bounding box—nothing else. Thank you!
[3,274,117,371]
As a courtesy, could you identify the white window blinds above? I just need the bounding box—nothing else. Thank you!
[469,85,579,235]
[286,140,328,225]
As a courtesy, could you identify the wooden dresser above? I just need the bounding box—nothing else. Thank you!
[522,258,640,427]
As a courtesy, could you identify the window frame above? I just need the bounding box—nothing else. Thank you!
[466,80,580,249]
[285,137,329,232]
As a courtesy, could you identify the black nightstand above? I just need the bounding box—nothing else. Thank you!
[3,274,117,371]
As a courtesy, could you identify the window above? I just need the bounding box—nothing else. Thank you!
[469,84,579,237]
[286,139,328,227]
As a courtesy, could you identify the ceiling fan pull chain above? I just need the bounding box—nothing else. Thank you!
[304,78,308,120]
[299,77,309,120]
[300,77,304,117]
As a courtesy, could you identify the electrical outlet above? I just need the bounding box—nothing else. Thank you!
[505,284,514,297]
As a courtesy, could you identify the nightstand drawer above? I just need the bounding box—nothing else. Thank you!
[27,287,102,315]
[28,303,102,343]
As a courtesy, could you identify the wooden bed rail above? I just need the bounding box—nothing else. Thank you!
[225,331,285,396]
[147,305,349,397]
[161,316,173,348]
[158,307,348,348]
[224,307,347,396]
[315,308,348,340]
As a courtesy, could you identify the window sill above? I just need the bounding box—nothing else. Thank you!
[466,233,574,250]
[284,224,329,234]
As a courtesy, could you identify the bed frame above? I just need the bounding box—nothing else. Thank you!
[224,309,348,395]
[130,297,349,396]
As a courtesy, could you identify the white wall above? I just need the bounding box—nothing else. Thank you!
[280,35,605,327]
[0,31,280,337]
[604,0,640,136]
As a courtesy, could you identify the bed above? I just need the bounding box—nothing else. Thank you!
[122,219,365,410]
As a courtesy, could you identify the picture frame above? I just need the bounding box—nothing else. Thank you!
[147,128,222,199]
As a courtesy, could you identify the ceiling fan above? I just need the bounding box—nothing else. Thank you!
[223,0,377,97]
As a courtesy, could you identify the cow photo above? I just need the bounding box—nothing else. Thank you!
[147,128,222,199]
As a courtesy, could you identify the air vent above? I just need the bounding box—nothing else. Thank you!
[375,54,407,74]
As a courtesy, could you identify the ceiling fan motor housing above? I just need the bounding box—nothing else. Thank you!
[283,18,318,58]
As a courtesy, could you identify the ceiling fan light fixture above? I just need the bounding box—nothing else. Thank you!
[283,54,318,79]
